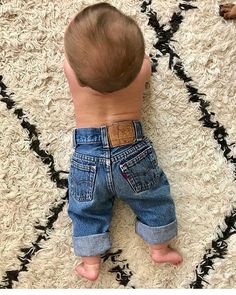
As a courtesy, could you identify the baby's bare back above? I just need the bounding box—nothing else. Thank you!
[64,56,151,128]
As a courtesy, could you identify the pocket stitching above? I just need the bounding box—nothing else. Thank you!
[71,159,95,172]
[70,161,96,202]
[120,147,160,193]
[120,146,153,170]
[119,165,137,192]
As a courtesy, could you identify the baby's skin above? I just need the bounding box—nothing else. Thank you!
[219,3,236,19]
[63,54,151,128]
[75,242,183,281]
[64,55,183,281]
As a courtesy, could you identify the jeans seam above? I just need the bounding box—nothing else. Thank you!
[107,169,116,195]
[73,152,105,164]
[112,138,149,163]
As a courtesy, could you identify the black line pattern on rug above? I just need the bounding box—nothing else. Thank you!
[140,0,236,289]
[190,209,236,288]
[0,76,68,189]
[0,1,197,288]
[0,76,69,288]
[0,192,68,289]
[101,250,135,288]
[0,77,134,288]
[142,0,197,73]
[1,0,234,289]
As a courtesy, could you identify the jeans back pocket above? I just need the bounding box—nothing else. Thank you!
[69,158,96,202]
[120,146,161,193]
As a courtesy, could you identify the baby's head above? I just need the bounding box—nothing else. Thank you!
[64,2,145,93]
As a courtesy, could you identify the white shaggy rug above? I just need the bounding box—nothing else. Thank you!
[0,0,236,289]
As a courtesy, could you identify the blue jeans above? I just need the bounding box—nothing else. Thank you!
[68,121,177,257]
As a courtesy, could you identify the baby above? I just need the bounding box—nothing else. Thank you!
[64,2,183,281]
[219,3,236,19]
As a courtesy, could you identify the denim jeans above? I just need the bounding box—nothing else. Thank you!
[68,121,177,257]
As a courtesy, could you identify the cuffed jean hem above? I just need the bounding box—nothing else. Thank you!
[73,232,112,256]
[135,219,178,245]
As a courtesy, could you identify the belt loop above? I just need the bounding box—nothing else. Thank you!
[72,129,76,149]
[133,121,143,142]
[101,126,109,148]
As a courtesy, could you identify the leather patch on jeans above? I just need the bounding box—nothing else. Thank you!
[107,121,136,147]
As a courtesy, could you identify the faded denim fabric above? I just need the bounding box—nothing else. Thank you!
[68,121,177,256]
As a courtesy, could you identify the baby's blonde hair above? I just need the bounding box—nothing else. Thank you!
[64,2,145,93]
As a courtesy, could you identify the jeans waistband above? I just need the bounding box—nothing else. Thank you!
[72,120,144,149]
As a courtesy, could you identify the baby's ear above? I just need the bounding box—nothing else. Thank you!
[63,57,77,83]
[63,56,84,95]
[63,57,69,79]
[143,56,152,82]
[63,56,72,80]
[144,53,150,60]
